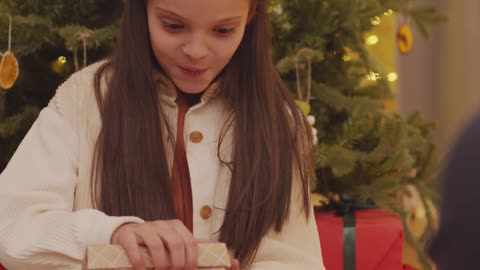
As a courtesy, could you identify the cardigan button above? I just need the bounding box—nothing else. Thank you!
[189,131,203,143]
[200,205,212,220]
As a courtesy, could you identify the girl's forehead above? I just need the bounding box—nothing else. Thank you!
[148,0,250,21]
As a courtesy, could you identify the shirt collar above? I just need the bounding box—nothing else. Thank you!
[153,70,224,104]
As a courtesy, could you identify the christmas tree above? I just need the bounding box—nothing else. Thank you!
[0,1,445,269]
[271,0,445,268]
[0,0,122,169]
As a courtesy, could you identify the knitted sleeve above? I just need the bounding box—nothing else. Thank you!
[0,64,144,270]
[47,70,82,134]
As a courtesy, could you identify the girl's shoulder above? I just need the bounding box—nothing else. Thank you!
[50,59,108,102]
[47,59,109,132]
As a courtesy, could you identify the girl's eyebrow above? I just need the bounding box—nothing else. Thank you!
[155,7,242,23]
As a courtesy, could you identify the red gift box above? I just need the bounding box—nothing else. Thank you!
[315,209,404,270]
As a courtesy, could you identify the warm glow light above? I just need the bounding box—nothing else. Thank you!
[387,72,398,82]
[366,35,379,45]
[384,9,394,16]
[268,4,283,14]
[367,71,381,81]
[370,16,381,26]
[57,56,67,64]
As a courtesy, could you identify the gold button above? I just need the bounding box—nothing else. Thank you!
[200,205,212,220]
[189,131,203,143]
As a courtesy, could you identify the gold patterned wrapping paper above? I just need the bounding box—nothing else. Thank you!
[84,243,231,269]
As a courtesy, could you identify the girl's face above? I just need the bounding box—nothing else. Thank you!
[146,0,250,94]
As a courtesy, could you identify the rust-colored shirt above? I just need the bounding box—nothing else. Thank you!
[171,91,202,232]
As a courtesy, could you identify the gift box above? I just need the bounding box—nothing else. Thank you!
[315,208,404,270]
[84,243,231,269]
[0,243,230,270]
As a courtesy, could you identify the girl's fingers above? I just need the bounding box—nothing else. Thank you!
[169,220,198,270]
[112,220,201,270]
[230,259,240,270]
[155,222,186,270]
[117,230,146,270]
[136,226,168,270]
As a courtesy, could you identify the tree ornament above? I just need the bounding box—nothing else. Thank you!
[397,23,414,55]
[291,48,324,145]
[0,15,19,90]
[0,52,19,90]
[295,100,311,116]
[400,184,438,269]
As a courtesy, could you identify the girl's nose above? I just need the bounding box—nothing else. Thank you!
[182,35,208,61]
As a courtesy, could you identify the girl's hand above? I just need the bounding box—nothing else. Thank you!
[111,219,197,270]
[229,259,240,270]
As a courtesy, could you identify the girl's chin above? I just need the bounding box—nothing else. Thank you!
[175,82,211,94]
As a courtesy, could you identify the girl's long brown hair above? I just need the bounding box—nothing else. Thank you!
[92,0,313,266]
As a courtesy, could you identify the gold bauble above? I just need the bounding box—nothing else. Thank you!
[397,24,414,55]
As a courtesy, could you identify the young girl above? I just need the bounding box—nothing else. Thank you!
[0,0,325,269]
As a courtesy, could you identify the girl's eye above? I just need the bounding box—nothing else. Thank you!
[162,21,184,31]
[214,28,234,35]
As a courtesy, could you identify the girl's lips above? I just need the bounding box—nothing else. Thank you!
[180,66,208,77]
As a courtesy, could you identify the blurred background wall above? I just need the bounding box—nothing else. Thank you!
[398,0,480,156]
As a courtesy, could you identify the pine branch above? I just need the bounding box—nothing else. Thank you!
[0,106,39,139]
[0,14,57,56]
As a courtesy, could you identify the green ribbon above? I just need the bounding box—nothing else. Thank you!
[314,196,376,270]
[343,213,356,270]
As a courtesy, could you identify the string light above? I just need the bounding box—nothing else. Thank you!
[384,9,394,16]
[387,72,398,82]
[342,54,352,62]
[366,35,379,45]
[370,16,381,26]
[57,56,67,64]
[51,56,71,76]
[268,4,283,15]
[367,71,381,81]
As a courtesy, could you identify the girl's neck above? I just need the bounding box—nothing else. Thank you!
[175,88,204,106]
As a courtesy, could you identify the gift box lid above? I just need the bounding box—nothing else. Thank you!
[84,243,231,269]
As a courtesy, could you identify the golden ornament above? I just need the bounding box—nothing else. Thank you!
[399,185,438,269]
[397,24,414,55]
[0,15,19,90]
[0,51,19,90]
[311,193,329,207]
